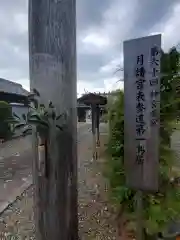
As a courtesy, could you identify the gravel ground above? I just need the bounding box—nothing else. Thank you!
[78,134,118,240]
[0,129,118,239]
[0,136,31,160]
[1,128,180,239]
[0,186,34,240]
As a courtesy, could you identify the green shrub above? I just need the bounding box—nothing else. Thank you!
[106,47,180,236]
[0,101,12,140]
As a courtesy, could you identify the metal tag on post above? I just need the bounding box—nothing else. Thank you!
[123,34,161,192]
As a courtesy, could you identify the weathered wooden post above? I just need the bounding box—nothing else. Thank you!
[91,103,98,159]
[95,105,100,147]
[28,0,78,239]
[123,34,161,239]
[77,93,107,160]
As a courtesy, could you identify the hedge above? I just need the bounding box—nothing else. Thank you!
[0,101,13,140]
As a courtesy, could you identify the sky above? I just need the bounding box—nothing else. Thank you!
[0,0,180,97]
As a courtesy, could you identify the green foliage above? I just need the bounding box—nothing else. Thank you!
[106,47,180,236]
[0,101,12,139]
[8,89,66,136]
[0,101,11,119]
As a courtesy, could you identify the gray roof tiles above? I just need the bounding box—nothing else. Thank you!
[0,78,29,96]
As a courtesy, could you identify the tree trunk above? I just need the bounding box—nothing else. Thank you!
[28,0,78,239]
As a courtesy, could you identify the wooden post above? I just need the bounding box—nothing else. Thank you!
[96,105,100,147]
[28,0,78,239]
[123,34,161,240]
[91,104,97,160]
[123,34,161,191]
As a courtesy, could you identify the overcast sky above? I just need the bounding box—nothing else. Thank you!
[0,0,180,96]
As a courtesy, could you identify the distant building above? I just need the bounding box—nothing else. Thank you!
[0,78,30,136]
[0,79,110,126]
[0,78,29,97]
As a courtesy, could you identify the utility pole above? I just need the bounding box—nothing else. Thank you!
[28,0,78,239]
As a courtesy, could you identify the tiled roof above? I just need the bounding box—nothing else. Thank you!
[0,78,29,96]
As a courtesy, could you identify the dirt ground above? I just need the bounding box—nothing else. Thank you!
[0,129,118,239]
